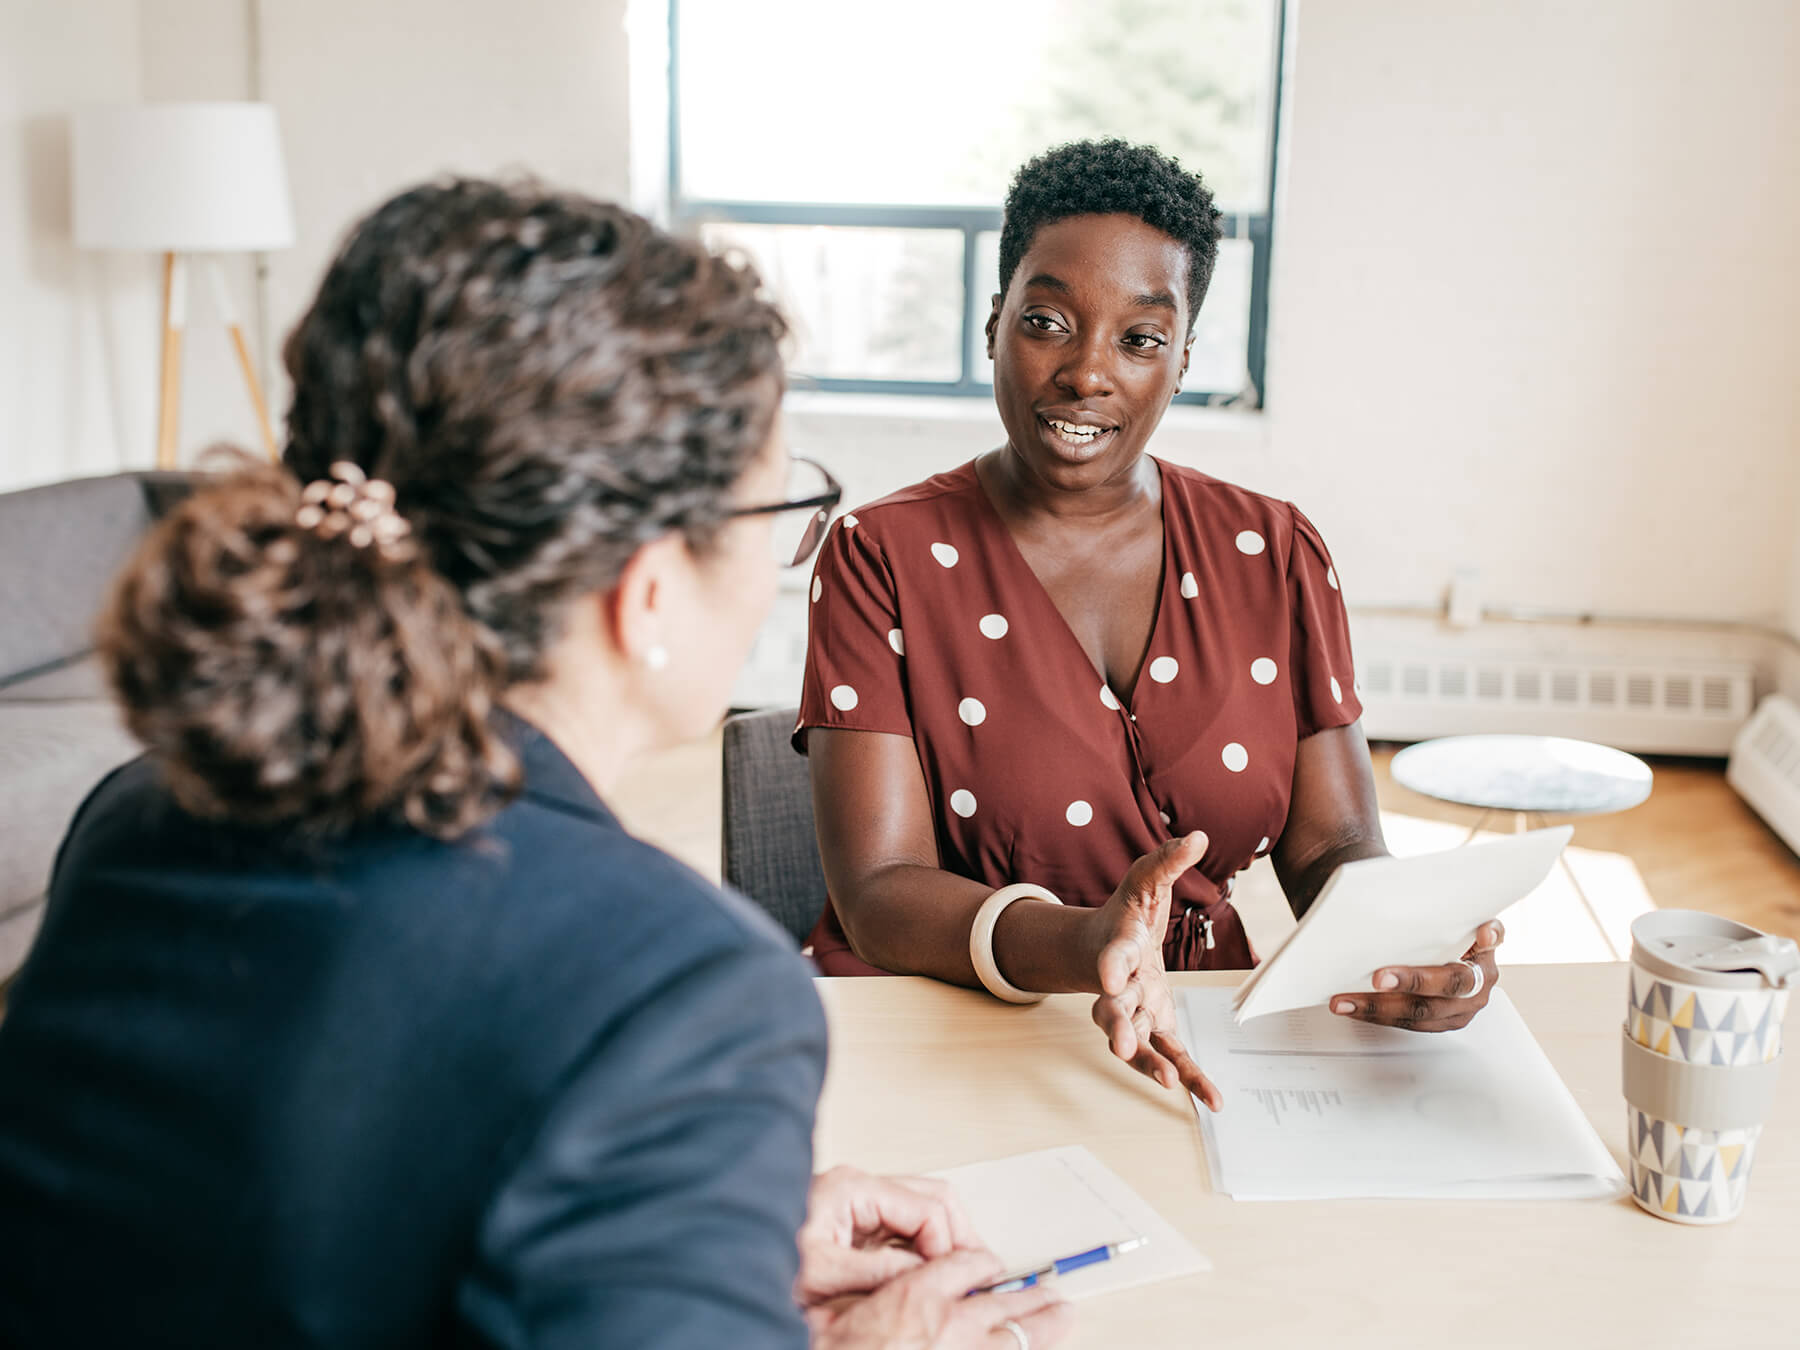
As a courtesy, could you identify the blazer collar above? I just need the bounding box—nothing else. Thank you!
[498,709,622,830]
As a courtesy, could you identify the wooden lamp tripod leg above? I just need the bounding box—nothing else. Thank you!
[230,324,279,461]
[155,251,186,470]
[205,258,279,461]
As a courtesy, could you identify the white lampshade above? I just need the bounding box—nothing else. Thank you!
[72,102,295,252]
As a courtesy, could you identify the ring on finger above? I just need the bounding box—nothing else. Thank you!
[1000,1318,1030,1350]
[1458,957,1486,999]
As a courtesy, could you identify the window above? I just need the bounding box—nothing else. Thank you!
[669,0,1287,406]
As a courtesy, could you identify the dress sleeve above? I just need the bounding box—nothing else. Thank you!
[1285,503,1364,739]
[794,518,914,752]
[456,943,826,1350]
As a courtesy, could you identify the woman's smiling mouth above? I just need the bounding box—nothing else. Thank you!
[1040,415,1118,451]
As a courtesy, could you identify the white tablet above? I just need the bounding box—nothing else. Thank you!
[1231,826,1573,1023]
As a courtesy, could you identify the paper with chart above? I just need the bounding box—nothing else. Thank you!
[927,1145,1209,1299]
[1231,825,1574,1023]
[1180,986,1625,1200]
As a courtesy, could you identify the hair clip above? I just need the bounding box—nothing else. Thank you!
[295,461,414,560]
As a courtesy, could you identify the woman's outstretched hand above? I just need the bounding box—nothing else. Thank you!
[1084,832,1224,1110]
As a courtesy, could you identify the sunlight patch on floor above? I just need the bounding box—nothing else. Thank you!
[1381,811,1654,964]
[1232,811,1657,967]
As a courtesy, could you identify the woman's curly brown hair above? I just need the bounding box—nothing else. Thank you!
[99,179,787,839]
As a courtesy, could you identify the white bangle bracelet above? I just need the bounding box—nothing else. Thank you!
[969,883,1063,1004]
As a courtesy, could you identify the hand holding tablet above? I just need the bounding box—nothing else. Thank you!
[1232,827,1574,1025]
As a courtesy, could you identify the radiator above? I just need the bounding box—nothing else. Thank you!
[1356,651,1754,756]
[1727,695,1800,856]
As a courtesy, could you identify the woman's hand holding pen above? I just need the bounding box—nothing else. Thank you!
[810,1248,1072,1349]
[798,1168,1073,1348]
[1085,832,1224,1111]
[795,1169,981,1303]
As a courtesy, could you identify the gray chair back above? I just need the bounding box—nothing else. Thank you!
[721,707,827,946]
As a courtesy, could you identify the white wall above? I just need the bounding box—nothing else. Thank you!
[139,0,263,459]
[1,0,636,485]
[0,0,156,490]
[1790,504,1800,640]
[791,0,1800,651]
[254,0,633,413]
[1783,517,1800,700]
[7,0,1799,676]
[1260,0,1800,627]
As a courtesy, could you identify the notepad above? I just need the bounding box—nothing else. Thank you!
[1232,826,1574,1023]
[927,1145,1209,1299]
[1179,986,1627,1201]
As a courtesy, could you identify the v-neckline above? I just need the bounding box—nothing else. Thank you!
[966,455,1174,710]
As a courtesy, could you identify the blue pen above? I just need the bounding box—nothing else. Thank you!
[966,1236,1148,1296]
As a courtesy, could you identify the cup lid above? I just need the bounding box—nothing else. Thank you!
[1631,910,1800,990]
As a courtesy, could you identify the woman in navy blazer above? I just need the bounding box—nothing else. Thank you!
[0,180,1069,1350]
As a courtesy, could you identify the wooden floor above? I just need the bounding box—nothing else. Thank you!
[1368,745,1800,944]
[612,731,1800,957]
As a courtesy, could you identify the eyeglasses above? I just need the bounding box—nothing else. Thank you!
[725,455,843,568]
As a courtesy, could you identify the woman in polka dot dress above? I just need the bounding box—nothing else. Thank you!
[795,141,1505,1106]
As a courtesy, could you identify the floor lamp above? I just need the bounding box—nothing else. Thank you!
[71,103,296,470]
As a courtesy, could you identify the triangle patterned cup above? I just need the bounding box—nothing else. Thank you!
[1623,910,1795,1224]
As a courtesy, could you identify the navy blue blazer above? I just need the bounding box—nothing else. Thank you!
[0,718,827,1348]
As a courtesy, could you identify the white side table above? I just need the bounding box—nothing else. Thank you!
[1389,734,1654,959]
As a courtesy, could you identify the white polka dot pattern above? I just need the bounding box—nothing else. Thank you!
[791,465,1365,971]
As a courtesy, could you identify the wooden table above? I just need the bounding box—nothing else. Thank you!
[814,966,1797,1349]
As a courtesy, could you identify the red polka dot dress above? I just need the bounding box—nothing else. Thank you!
[795,458,1363,975]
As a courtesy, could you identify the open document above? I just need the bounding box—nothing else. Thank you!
[929,1145,1209,1298]
[1179,987,1626,1201]
[1232,826,1573,1023]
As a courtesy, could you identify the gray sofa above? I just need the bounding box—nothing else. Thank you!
[0,472,191,981]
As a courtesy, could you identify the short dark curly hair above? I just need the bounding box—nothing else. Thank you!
[998,139,1222,332]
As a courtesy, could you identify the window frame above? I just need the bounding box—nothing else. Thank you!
[667,0,1287,408]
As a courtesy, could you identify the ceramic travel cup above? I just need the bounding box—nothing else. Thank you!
[1623,910,1797,1223]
